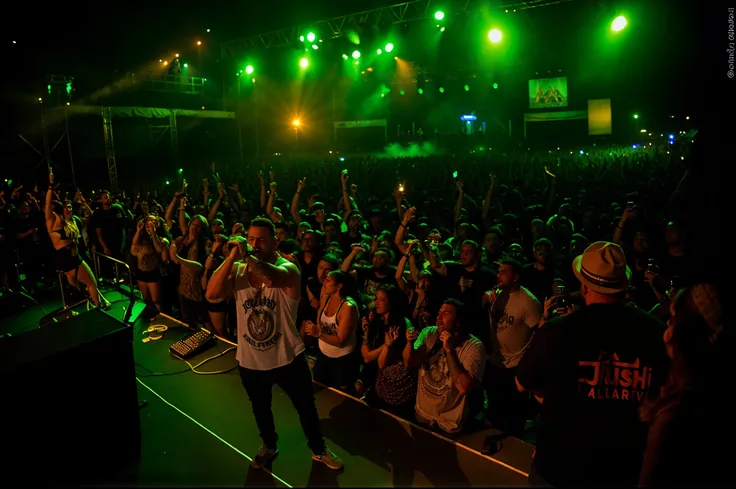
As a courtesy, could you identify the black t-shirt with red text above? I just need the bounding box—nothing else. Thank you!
[516,303,668,487]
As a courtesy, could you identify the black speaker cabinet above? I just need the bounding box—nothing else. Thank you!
[0,308,141,485]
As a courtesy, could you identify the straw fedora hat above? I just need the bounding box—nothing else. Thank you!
[573,241,631,294]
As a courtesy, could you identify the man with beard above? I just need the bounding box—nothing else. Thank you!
[428,239,497,348]
[484,257,542,436]
[340,210,368,256]
[341,245,396,308]
[403,298,486,435]
[205,217,343,471]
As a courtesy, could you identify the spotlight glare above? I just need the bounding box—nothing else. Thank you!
[196,40,202,46]
[377,48,382,55]
[175,53,179,57]
[612,15,627,32]
[352,50,361,59]
[312,44,319,50]
[245,65,254,74]
[385,43,394,53]
[307,32,316,43]
[342,53,349,60]
[300,35,305,42]
[488,29,502,43]
[293,119,300,127]
[299,57,309,68]
[183,63,188,68]
[434,11,445,20]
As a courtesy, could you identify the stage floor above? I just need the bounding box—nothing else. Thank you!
[1,290,535,487]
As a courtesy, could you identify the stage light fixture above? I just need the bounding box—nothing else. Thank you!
[183,63,188,68]
[245,65,254,74]
[492,83,499,89]
[307,32,316,42]
[464,85,470,91]
[312,44,319,50]
[175,53,180,57]
[434,11,444,20]
[612,16,627,31]
[439,87,445,93]
[385,43,394,52]
[377,48,382,55]
[293,119,301,127]
[352,50,361,59]
[300,57,309,68]
[488,29,502,43]
[342,53,349,60]
[197,41,202,46]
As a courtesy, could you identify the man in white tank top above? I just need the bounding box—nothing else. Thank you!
[205,218,343,471]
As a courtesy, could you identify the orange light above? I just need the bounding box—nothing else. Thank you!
[175,53,179,58]
[163,61,168,65]
[292,119,300,127]
[196,41,202,46]
[367,67,373,72]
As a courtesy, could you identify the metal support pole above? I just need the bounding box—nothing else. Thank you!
[170,110,179,165]
[65,107,77,188]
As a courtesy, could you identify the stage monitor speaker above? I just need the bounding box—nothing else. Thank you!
[0,308,141,485]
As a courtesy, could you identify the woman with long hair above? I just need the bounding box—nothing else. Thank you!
[361,284,417,418]
[303,270,361,391]
[170,214,210,329]
[44,171,106,307]
[639,284,727,487]
[131,214,170,315]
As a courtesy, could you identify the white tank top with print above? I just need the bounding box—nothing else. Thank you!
[234,262,305,370]
[318,297,357,359]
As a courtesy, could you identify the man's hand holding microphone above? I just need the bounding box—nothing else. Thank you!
[226,236,253,262]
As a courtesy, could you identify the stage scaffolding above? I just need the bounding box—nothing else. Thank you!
[21,106,236,191]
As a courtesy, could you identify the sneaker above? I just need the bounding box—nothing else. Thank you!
[251,444,278,469]
[312,446,343,470]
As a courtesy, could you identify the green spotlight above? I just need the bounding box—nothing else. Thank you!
[178,168,183,174]
[439,87,445,93]
[493,82,499,89]
[464,85,470,91]
[342,53,349,60]
[418,88,423,94]
[166,180,170,185]
[385,43,394,53]
[300,35,305,42]
[400,90,405,95]
[488,29,502,43]
[633,114,639,119]
[312,44,319,50]
[245,65,254,75]
[377,48,382,55]
[183,63,188,68]
[440,27,445,32]
[612,15,627,31]
[307,32,316,42]
[300,57,309,68]
[434,11,444,20]
[352,50,361,59]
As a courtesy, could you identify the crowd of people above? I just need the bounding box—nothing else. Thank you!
[0,138,728,485]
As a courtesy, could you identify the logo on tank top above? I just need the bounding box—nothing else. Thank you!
[242,292,282,351]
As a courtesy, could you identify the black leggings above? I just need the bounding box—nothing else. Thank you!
[239,354,325,454]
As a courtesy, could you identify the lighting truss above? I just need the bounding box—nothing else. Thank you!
[221,0,574,58]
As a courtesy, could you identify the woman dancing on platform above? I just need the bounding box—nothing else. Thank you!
[131,214,170,315]
[44,170,107,307]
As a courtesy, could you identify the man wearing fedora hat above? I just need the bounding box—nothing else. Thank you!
[515,241,668,487]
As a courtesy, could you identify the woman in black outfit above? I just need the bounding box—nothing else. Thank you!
[44,171,106,307]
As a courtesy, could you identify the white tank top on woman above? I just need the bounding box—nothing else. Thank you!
[319,296,357,358]
[234,262,305,371]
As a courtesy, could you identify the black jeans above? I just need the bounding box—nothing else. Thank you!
[483,363,529,436]
[239,353,326,455]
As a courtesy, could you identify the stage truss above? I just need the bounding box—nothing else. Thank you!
[221,0,574,58]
